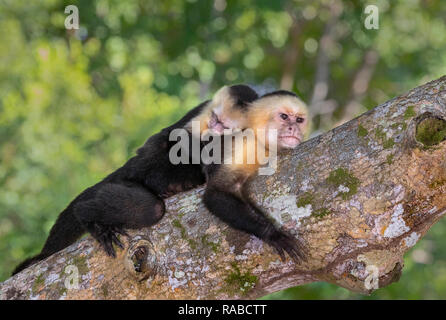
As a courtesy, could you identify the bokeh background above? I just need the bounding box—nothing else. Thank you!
[1,0,446,299]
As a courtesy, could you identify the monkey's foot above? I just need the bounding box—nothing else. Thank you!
[89,223,129,257]
[267,230,307,264]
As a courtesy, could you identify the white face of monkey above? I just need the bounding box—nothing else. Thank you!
[274,106,307,149]
[256,95,309,150]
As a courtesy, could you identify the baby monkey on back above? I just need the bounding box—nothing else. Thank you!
[202,91,309,262]
[13,84,258,275]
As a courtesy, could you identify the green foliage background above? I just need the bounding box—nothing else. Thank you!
[1,0,446,299]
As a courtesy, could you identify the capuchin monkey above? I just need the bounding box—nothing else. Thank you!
[13,84,258,275]
[202,90,309,262]
[187,85,253,135]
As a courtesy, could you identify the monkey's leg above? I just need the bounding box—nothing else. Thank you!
[73,183,165,257]
[203,187,306,263]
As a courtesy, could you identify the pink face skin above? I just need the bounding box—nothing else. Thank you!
[274,109,307,149]
[208,111,228,134]
[208,112,235,134]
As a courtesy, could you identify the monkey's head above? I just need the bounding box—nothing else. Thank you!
[248,90,309,151]
[190,84,258,135]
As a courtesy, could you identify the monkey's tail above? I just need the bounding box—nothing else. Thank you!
[12,254,46,275]
[12,205,85,275]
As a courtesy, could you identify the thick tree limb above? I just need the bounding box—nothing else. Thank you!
[2,76,446,300]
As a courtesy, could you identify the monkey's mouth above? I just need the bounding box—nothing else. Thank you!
[209,112,229,133]
[279,135,301,147]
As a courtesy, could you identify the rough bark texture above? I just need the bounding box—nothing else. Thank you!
[1,76,446,300]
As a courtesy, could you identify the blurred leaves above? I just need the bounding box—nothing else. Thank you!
[0,0,446,299]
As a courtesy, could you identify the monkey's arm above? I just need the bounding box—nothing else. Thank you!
[203,186,306,262]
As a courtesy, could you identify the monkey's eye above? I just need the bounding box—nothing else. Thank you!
[296,117,305,123]
[280,113,288,120]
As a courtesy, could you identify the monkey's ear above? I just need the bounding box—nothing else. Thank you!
[212,85,232,105]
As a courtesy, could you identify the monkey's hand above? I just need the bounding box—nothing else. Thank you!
[266,228,307,264]
[204,187,308,264]
[89,223,129,257]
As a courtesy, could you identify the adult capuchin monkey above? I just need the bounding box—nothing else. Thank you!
[202,90,309,262]
[13,84,258,275]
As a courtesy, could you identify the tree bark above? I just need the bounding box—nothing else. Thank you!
[2,76,446,300]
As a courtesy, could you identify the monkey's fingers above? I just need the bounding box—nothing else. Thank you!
[270,244,286,261]
[285,236,308,264]
[269,230,307,264]
[105,242,117,258]
[112,226,129,238]
[110,232,124,249]
[267,237,287,261]
[99,233,117,258]
[89,223,118,258]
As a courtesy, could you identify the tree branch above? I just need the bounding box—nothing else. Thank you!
[2,76,446,300]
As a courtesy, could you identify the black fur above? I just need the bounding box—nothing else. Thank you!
[229,84,258,109]
[13,85,258,275]
[261,90,298,98]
